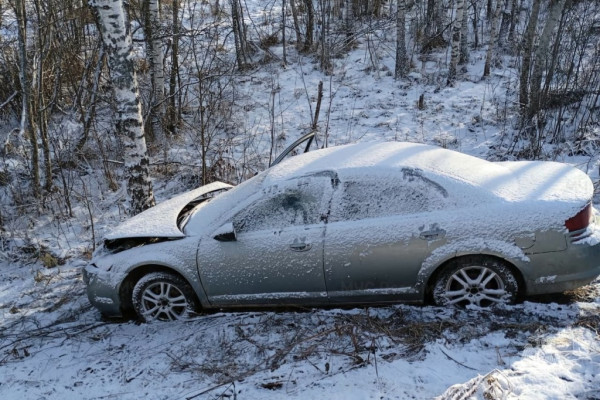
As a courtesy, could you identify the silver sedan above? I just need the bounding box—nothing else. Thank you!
[83,142,600,321]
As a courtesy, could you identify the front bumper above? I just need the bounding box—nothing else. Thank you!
[83,263,125,317]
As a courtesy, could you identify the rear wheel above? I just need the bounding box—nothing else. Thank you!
[432,256,519,307]
[132,272,199,322]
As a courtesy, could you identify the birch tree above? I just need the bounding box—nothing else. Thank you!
[167,0,180,135]
[231,0,249,69]
[395,0,408,79]
[32,0,52,193]
[90,0,155,215]
[519,0,541,109]
[483,0,502,77]
[13,0,41,198]
[448,0,465,85]
[146,0,166,140]
[459,1,469,64]
[527,0,567,120]
[290,0,302,48]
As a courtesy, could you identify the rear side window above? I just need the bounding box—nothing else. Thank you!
[330,168,449,222]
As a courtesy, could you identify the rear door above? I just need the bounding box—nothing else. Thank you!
[324,169,451,303]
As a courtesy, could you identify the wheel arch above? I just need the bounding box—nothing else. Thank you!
[423,253,526,304]
[118,264,202,316]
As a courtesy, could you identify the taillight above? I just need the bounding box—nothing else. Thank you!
[565,203,592,231]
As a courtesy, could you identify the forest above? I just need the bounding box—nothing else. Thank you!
[1,1,600,398]
[0,0,598,264]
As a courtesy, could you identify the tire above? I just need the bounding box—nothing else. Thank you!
[432,256,520,308]
[132,272,199,322]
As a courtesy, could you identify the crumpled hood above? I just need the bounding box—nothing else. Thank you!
[105,182,232,240]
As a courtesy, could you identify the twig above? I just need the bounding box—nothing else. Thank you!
[438,346,478,371]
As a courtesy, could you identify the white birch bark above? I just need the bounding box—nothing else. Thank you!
[167,0,179,135]
[90,0,155,214]
[448,0,465,85]
[483,0,502,77]
[519,0,541,109]
[528,0,566,119]
[14,0,40,198]
[147,0,165,139]
[459,1,469,64]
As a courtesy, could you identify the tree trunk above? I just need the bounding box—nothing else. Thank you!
[497,0,510,47]
[303,0,314,51]
[14,0,40,198]
[32,0,52,193]
[319,0,331,72]
[507,0,519,49]
[231,0,249,68]
[424,0,443,51]
[395,0,408,79]
[527,0,566,120]
[282,0,286,65]
[167,0,180,136]
[90,0,156,215]
[76,46,105,154]
[289,0,302,47]
[483,0,502,77]
[0,0,3,40]
[472,0,479,48]
[519,0,541,109]
[542,0,571,105]
[146,0,166,140]
[425,0,435,38]
[448,0,465,85]
[459,1,469,64]
[344,0,353,41]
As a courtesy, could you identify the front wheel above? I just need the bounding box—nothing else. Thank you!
[132,272,199,322]
[432,256,520,308]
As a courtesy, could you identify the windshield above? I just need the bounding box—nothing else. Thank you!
[184,171,268,235]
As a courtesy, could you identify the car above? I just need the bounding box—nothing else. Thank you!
[83,141,600,321]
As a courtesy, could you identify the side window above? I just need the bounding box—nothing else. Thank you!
[330,169,449,222]
[233,179,329,233]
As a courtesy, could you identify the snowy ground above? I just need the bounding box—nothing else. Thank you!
[0,259,599,399]
[2,2,600,399]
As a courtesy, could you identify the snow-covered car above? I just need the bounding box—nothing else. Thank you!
[83,142,600,321]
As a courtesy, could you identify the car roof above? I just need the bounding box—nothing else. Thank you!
[264,141,506,190]
[263,141,592,207]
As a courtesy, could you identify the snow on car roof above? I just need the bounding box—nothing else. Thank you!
[264,141,592,205]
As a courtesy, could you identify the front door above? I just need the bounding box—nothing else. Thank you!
[197,175,335,306]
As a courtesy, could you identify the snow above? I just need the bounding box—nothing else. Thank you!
[105,181,231,240]
[2,0,600,399]
[267,142,593,209]
[1,272,599,399]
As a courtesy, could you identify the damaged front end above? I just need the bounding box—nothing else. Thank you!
[103,236,181,255]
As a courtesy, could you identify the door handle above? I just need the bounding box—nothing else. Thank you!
[419,229,446,240]
[290,243,312,252]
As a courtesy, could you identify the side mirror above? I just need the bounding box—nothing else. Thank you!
[213,222,237,242]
